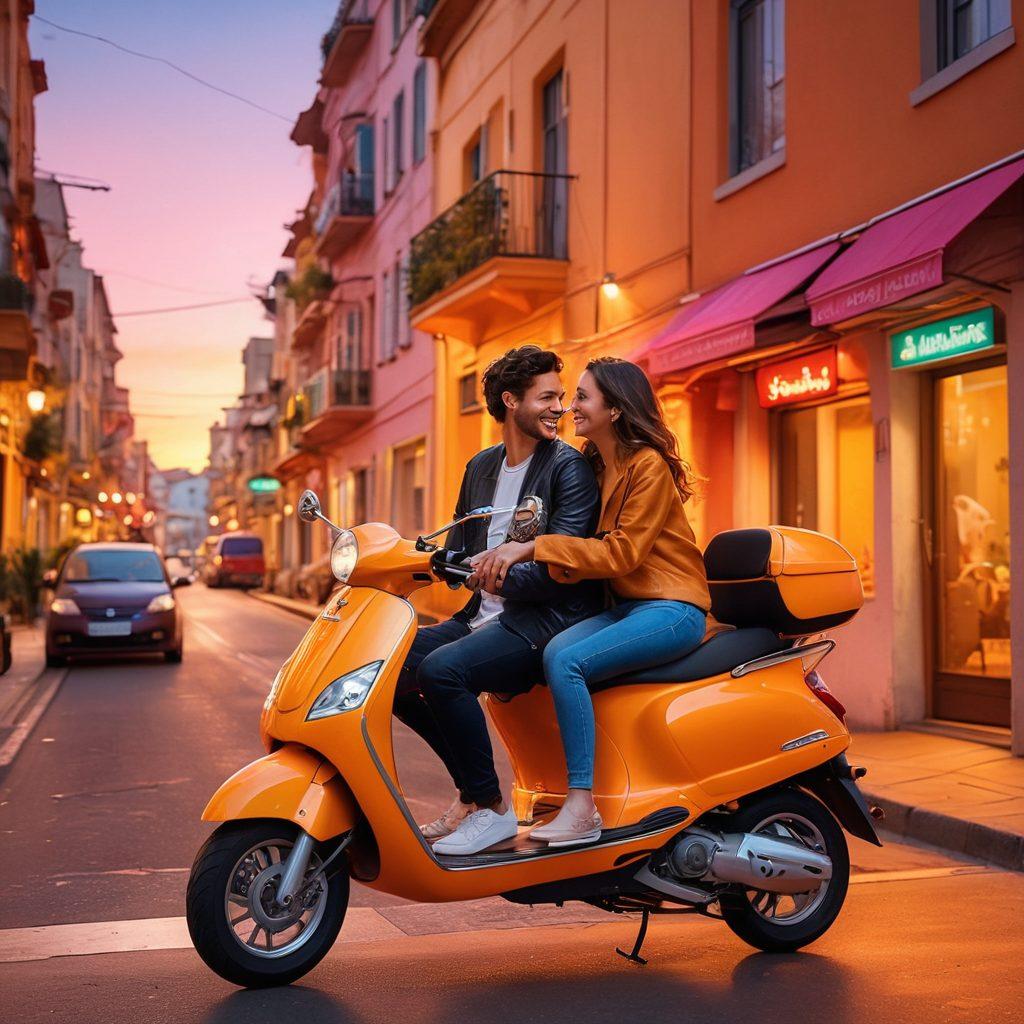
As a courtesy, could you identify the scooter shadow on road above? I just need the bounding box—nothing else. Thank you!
[202,985,356,1024]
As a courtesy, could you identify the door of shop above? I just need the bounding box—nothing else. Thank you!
[931,361,1011,726]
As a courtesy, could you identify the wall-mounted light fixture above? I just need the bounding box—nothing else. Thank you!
[26,389,46,413]
[600,273,620,300]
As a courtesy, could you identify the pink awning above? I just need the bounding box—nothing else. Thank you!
[807,157,1024,326]
[643,243,840,375]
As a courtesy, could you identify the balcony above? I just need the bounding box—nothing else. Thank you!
[300,367,372,446]
[416,0,480,59]
[291,299,330,350]
[0,273,34,381]
[315,173,375,260]
[409,169,571,340]
[321,0,373,87]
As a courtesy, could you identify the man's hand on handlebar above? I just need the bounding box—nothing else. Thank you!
[471,540,536,593]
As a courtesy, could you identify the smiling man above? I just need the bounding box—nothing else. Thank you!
[393,345,603,855]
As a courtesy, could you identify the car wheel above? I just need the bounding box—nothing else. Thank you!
[46,652,67,668]
[165,646,183,664]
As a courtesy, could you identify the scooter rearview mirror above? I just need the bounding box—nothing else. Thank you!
[507,495,544,542]
[297,489,322,524]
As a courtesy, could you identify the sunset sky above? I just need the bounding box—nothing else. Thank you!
[29,0,337,472]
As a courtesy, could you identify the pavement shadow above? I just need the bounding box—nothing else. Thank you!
[203,984,357,1024]
[420,945,862,1024]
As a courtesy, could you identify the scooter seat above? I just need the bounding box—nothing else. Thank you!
[591,627,787,692]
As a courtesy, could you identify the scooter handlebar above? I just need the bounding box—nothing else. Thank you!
[429,549,475,589]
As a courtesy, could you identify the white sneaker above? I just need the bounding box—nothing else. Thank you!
[431,806,518,855]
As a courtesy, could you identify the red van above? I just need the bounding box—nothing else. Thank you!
[203,533,265,589]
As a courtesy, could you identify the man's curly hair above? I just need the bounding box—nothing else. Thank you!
[480,346,563,422]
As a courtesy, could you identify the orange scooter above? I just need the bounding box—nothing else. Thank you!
[186,490,881,988]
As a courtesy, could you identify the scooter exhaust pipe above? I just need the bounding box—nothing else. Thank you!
[669,828,832,895]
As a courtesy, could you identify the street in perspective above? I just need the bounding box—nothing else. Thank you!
[2,1,1024,1022]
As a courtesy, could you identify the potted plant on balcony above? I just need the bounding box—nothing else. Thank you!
[285,266,334,311]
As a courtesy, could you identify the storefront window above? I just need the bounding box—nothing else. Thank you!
[775,395,875,596]
[936,364,1010,690]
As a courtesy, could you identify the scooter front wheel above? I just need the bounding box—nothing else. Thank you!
[718,788,849,953]
[186,819,349,988]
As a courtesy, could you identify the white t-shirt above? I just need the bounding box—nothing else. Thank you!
[468,453,533,630]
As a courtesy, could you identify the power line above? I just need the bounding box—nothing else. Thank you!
[33,14,293,125]
[103,269,229,297]
[113,296,255,317]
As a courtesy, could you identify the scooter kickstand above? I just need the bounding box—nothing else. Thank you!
[615,908,650,966]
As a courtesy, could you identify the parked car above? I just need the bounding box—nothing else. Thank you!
[203,533,265,589]
[45,542,187,667]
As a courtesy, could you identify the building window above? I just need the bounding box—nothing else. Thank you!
[392,0,404,47]
[731,0,785,176]
[391,440,427,538]
[391,257,403,352]
[937,0,1012,67]
[382,114,392,194]
[393,90,405,183]
[413,61,427,164]
[774,395,875,598]
[459,371,480,412]
[465,131,484,188]
[398,254,412,349]
[380,269,395,361]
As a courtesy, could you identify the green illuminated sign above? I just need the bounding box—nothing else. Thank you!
[890,307,997,369]
[248,476,282,494]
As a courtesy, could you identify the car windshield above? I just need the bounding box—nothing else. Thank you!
[222,537,262,556]
[63,549,165,583]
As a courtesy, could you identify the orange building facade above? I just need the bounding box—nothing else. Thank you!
[415,0,1024,751]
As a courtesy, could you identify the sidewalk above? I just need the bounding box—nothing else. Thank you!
[247,590,319,620]
[0,623,65,780]
[851,730,1024,871]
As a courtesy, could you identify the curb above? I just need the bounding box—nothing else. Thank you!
[246,590,319,620]
[0,667,68,783]
[864,790,1024,873]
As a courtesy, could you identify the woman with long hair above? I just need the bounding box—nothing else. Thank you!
[472,357,711,845]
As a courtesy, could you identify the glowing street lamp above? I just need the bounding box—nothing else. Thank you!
[600,272,620,300]
[208,514,220,527]
[111,492,123,505]
[26,389,46,413]
[98,491,108,503]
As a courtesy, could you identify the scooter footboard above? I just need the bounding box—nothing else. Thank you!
[202,743,359,841]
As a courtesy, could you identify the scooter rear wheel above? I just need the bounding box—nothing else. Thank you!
[186,819,349,988]
[718,788,849,953]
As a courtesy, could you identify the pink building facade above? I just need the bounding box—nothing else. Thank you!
[287,1,437,560]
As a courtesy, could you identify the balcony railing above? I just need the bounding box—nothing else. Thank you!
[321,0,373,87]
[409,170,571,308]
[315,172,375,236]
[303,368,372,420]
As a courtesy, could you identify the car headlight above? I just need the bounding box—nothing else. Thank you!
[50,598,81,615]
[330,529,358,583]
[306,661,382,720]
[146,593,176,613]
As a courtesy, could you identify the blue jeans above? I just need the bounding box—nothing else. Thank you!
[542,600,707,789]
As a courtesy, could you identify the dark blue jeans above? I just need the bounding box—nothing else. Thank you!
[394,618,540,807]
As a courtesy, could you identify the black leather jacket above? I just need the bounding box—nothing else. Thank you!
[445,438,604,649]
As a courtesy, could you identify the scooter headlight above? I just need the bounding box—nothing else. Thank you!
[306,661,383,720]
[330,529,358,583]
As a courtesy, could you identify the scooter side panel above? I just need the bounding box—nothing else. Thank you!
[201,744,360,842]
[661,661,850,799]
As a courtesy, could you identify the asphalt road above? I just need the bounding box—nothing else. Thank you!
[1,585,1021,1023]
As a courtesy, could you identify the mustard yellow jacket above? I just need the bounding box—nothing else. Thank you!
[534,445,711,611]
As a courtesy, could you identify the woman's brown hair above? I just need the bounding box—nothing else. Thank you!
[583,356,697,503]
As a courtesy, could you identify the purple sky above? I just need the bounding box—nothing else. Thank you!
[30,0,337,471]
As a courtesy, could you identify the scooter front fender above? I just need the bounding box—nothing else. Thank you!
[201,743,359,841]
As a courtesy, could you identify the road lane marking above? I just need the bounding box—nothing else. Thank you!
[187,619,230,649]
[0,909,404,962]
[848,864,997,884]
[0,671,67,773]
[2,862,1005,962]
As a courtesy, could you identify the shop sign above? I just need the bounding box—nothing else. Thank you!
[889,306,996,369]
[755,348,837,408]
[247,475,282,494]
